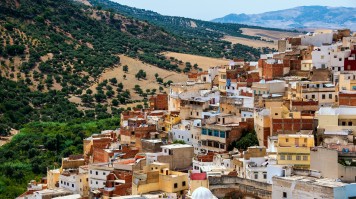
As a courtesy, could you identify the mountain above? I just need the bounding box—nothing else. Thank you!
[212,6,356,31]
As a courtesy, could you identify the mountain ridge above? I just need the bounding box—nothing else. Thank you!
[212,6,356,31]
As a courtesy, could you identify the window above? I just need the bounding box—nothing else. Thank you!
[280,155,285,160]
[72,184,74,188]
[96,171,98,175]
[303,156,308,161]
[190,111,192,116]
[304,138,307,143]
[80,179,82,182]
[286,138,289,142]
[296,155,301,160]
[254,172,258,179]
[329,94,332,99]
[253,172,258,179]
[263,172,267,179]
[339,58,342,61]
[96,181,98,185]
[174,183,178,188]
[103,172,106,176]
[208,129,212,136]
[182,181,186,186]
[322,94,325,99]
[283,192,287,198]
[312,95,315,99]
[349,122,352,126]
[90,171,92,174]
[342,122,346,126]
[214,130,219,137]
[196,112,199,116]
[305,95,308,99]
[287,155,292,160]
[220,131,225,138]
[202,129,207,135]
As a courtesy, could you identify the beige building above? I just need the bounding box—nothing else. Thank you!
[159,144,194,170]
[289,81,338,107]
[169,82,211,111]
[252,80,286,97]
[200,114,244,152]
[317,107,356,138]
[132,162,189,196]
[254,109,271,147]
[146,144,194,170]
[339,73,356,91]
[311,147,356,183]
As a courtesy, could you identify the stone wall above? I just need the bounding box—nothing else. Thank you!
[209,175,272,199]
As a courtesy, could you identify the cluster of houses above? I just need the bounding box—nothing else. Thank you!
[18,29,356,199]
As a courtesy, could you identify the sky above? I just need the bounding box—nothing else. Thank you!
[112,0,356,21]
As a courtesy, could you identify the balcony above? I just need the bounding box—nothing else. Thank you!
[201,134,226,143]
[277,147,310,154]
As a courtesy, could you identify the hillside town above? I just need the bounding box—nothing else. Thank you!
[17,29,356,199]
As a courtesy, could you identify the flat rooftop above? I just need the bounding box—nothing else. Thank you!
[274,175,353,188]
[161,144,193,149]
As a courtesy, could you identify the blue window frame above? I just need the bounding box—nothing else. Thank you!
[202,128,207,135]
[220,131,225,138]
[214,130,219,137]
[208,129,213,136]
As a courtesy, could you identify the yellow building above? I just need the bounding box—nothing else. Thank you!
[218,67,227,93]
[132,162,189,196]
[47,169,60,189]
[164,112,181,132]
[277,134,314,169]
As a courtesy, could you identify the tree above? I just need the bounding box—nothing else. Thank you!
[86,89,93,95]
[135,70,146,80]
[230,130,259,151]
[37,84,44,91]
[173,140,186,144]
[166,80,173,86]
[123,74,126,80]
[106,90,115,98]
[156,77,163,84]
[123,65,128,73]
[134,85,141,93]
[112,99,119,106]
[109,78,117,85]
[154,73,159,79]
[159,86,164,92]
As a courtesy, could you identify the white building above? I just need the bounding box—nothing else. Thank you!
[88,164,112,191]
[272,175,356,199]
[300,30,333,47]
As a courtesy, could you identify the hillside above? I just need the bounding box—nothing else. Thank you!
[0,0,283,134]
[88,0,279,55]
[212,6,356,31]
